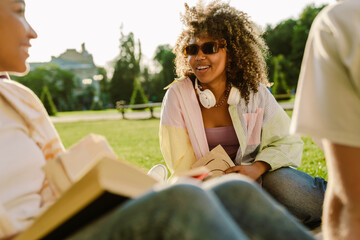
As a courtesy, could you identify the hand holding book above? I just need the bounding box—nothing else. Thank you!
[225,161,270,181]
[191,145,235,180]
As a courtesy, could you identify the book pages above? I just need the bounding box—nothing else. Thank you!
[59,134,117,182]
[191,145,235,179]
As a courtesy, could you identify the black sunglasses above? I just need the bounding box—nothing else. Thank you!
[183,42,226,56]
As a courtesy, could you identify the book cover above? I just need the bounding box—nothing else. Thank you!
[191,145,235,179]
[15,134,158,240]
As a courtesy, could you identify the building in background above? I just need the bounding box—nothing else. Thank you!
[30,43,102,90]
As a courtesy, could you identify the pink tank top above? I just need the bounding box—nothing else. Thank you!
[205,126,240,160]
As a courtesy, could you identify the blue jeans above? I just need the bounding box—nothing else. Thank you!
[68,174,314,240]
[262,167,327,229]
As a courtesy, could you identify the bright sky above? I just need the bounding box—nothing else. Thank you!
[26,0,334,69]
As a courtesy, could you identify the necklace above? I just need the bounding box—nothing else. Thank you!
[214,83,231,108]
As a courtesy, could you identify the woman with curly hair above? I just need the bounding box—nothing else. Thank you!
[160,0,327,229]
[0,1,314,239]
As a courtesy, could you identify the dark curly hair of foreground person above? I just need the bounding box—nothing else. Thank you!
[173,0,270,104]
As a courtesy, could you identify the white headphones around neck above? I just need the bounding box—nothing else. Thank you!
[195,78,240,109]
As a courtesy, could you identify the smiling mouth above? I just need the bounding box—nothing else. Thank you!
[196,65,210,71]
[21,46,30,54]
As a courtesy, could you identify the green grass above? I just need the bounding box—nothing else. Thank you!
[57,107,162,117]
[57,109,118,116]
[299,136,327,180]
[54,117,328,180]
[285,110,327,180]
[54,119,164,173]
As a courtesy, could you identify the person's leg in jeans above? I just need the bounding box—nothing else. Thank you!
[68,184,249,240]
[262,167,327,229]
[204,174,315,240]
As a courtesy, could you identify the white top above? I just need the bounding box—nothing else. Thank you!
[0,77,64,238]
[0,95,46,236]
[290,0,360,147]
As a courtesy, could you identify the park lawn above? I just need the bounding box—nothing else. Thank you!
[298,136,327,180]
[57,109,118,116]
[54,118,327,180]
[54,119,164,173]
[56,107,162,117]
[284,110,327,179]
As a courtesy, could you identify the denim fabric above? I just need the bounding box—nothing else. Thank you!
[204,174,315,240]
[262,167,327,229]
[67,184,249,240]
[68,174,317,240]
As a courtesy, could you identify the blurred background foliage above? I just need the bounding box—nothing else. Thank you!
[12,3,326,114]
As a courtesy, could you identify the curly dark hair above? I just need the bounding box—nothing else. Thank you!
[173,0,270,104]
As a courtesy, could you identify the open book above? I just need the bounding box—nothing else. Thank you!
[15,134,158,240]
[15,135,225,240]
[191,145,235,180]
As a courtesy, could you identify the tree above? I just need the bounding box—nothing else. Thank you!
[76,85,96,110]
[151,44,176,101]
[52,67,77,111]
[264,19,297,58]
[110,31,142,105]
[130,77,148,106]
[13,64,77,111]
[264,4,327,91]
[142,66,152,99]
[291,4,327,72]
[40,85,57,116]
[272,55,289,95]
[154,44,176,86]
[264,19,298,90]
[97,67,111,108]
